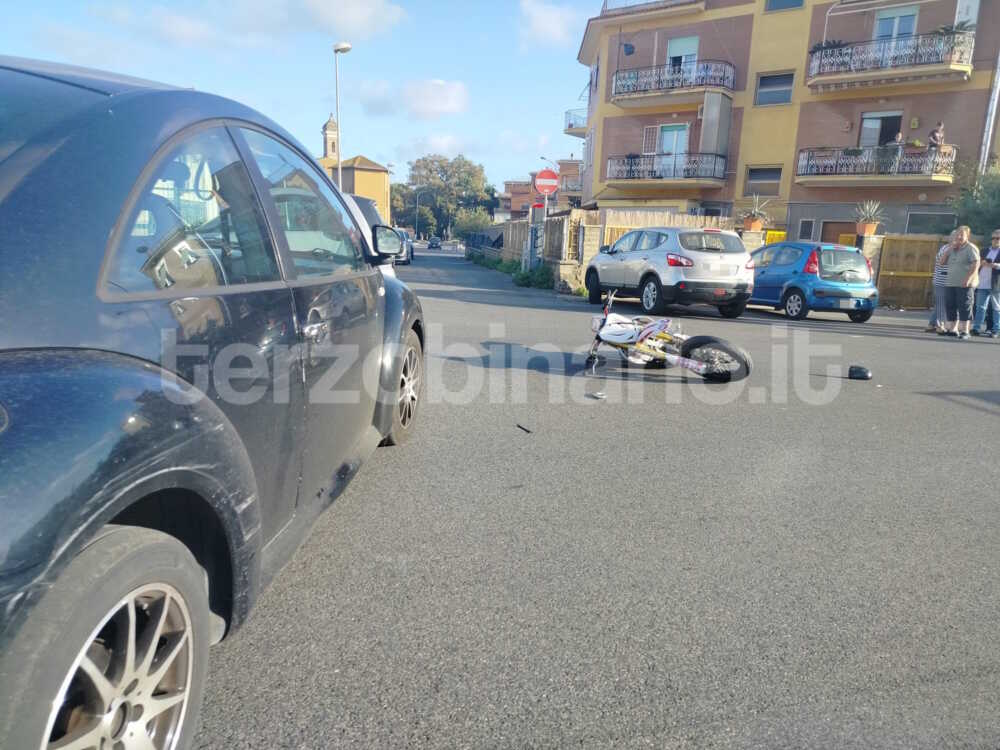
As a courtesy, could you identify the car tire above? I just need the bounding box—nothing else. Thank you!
[640,276,666,315]
[383,328,424,446]
[848,310,873,323]
[0,525,211,750]
[586,270,602,304]
[718,300,747,319]
[783,289,809,320]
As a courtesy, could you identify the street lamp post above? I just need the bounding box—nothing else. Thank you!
[413,188,431,239]
[333,41,352,189]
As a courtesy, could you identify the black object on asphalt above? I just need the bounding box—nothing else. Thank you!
[848,365,873,380]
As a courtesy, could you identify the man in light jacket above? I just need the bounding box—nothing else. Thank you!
[972,229,1000,337]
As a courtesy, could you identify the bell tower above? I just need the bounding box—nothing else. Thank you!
[322,114,339,161]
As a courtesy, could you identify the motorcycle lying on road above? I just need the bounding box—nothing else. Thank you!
[586,290,753,383]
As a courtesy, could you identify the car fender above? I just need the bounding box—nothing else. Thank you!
[0,349,262,641]
[372,274,424,437]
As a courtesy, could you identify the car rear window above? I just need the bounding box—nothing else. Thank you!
[678,231,745,254]
[0,68,104,165]
[819,247,870,282]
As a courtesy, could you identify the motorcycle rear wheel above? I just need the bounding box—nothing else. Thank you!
[680,336,752,383]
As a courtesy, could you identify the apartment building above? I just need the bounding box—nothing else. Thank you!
[557,158,584,209]
[573,0,1000,238]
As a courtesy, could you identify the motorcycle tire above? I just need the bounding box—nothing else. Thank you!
[680,335,753,383]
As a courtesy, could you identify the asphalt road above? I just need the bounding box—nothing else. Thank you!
[197,253,1000,749]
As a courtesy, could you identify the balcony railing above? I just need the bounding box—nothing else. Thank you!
[561,177,583,192]
[602,0,701,15]
[565,108,588,130]
[796,144,958,177]
[607,152,726,181]
[613,60,735,97]
[808,32,974,79]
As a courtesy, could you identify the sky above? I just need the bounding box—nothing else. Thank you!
[1,0,594,188]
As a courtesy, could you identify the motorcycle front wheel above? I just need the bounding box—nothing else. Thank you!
[680,336,753,383]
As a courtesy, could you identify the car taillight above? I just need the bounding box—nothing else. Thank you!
[865,256,873,276]
[745,257,755,271]
[667,253,693,267]
[804,250,819,275]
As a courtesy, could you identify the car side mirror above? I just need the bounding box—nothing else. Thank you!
[599,244,611,254]
[373,225,404,257]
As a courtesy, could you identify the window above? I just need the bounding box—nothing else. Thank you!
[612,232,638,253]
[745,167,782,196]
[678,231,745,254]
[798,219,815,241]
[772,246,803,266]
[240,129,364,277]
[766,0,803,8]
[859,111,903,148]
[875,6,917,40]
[753,247,777,268]
[105,127,280,294]
[906,212,956,235]
[666,36,699,73]
[755,73,793,106]
[635,231,666,252]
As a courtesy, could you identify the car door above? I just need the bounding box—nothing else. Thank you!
[101,125,303,542]
[238,127,381,508]
[764,245,804,302]
[623,231,664,288]
[601,231,638,286]
[750,246,778,302]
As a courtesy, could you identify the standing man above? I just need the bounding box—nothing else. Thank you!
[940,225,980,340]
[972,229,1000,337]
[926,231,952,333]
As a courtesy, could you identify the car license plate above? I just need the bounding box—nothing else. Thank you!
[838,299,855,309]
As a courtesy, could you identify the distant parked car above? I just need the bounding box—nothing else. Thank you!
[585,227,754,318]
[428,236,442,249]
[748,242,878,322]
[396,229,414,264]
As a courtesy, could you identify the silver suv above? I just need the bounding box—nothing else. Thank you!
[585,227,754,318]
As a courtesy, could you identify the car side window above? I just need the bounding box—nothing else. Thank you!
[773,246,803,266]
[754,248,776,268]
[240,128,364,278]
[105,127,281,294]
[635,231,664,252]
[613,232,638,254]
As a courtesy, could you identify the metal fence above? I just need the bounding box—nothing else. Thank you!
[796,145,958,177]
[808,32,975,78]
[607,153,726,181]
[613,60,735,96]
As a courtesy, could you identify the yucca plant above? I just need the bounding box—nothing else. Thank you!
[740,194,772,224]
[855,200,886,224]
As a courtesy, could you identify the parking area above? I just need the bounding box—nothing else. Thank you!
[197,254,1000,749]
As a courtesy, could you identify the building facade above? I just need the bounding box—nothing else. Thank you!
[573,0,1000,236]
[316,115,392,223]
[557,158,584,209]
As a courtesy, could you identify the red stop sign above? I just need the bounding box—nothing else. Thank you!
[534,168,559,196]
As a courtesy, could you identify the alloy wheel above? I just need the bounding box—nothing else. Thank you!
[642,281,657,311]
[42,584,193,750]
[398,346,420,429]
[785,294,803,317]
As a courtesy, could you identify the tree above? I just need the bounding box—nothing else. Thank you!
[414,206,436,239]
[950,159,1000,236]
[405,154,490,236]
[453,207,493,241]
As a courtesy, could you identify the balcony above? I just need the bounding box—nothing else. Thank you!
[564,108,587,138]
[601,0,704,17]
[561,177,583,193]
[807,32,974,92]
[612,60,735,107]
[606,152,726,189]
[795,144,957,187]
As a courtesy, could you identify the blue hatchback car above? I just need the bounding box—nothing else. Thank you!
[748,242,879,322]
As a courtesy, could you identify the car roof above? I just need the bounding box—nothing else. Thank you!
[626,226,740,235]
[755,242,860,252]
[0,55,178,96]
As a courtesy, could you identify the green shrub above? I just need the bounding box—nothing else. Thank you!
[512,270,532,286]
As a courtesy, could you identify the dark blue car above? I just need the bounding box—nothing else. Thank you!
[748,242,879,322]
[0,56,424,749]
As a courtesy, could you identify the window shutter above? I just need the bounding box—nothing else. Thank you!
[642,126,658,155]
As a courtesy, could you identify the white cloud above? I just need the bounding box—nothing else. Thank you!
[302,0,406,40]
[358,80,399,116]
[518,0,588,50]
[395,134,474,161]
[402,80,469,120]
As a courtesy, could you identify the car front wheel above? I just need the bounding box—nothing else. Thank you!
[0,526,211,750]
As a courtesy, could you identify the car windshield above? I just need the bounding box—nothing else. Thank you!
[819,247,870,282]
[678,231,745,254]
[0,68,103,165]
